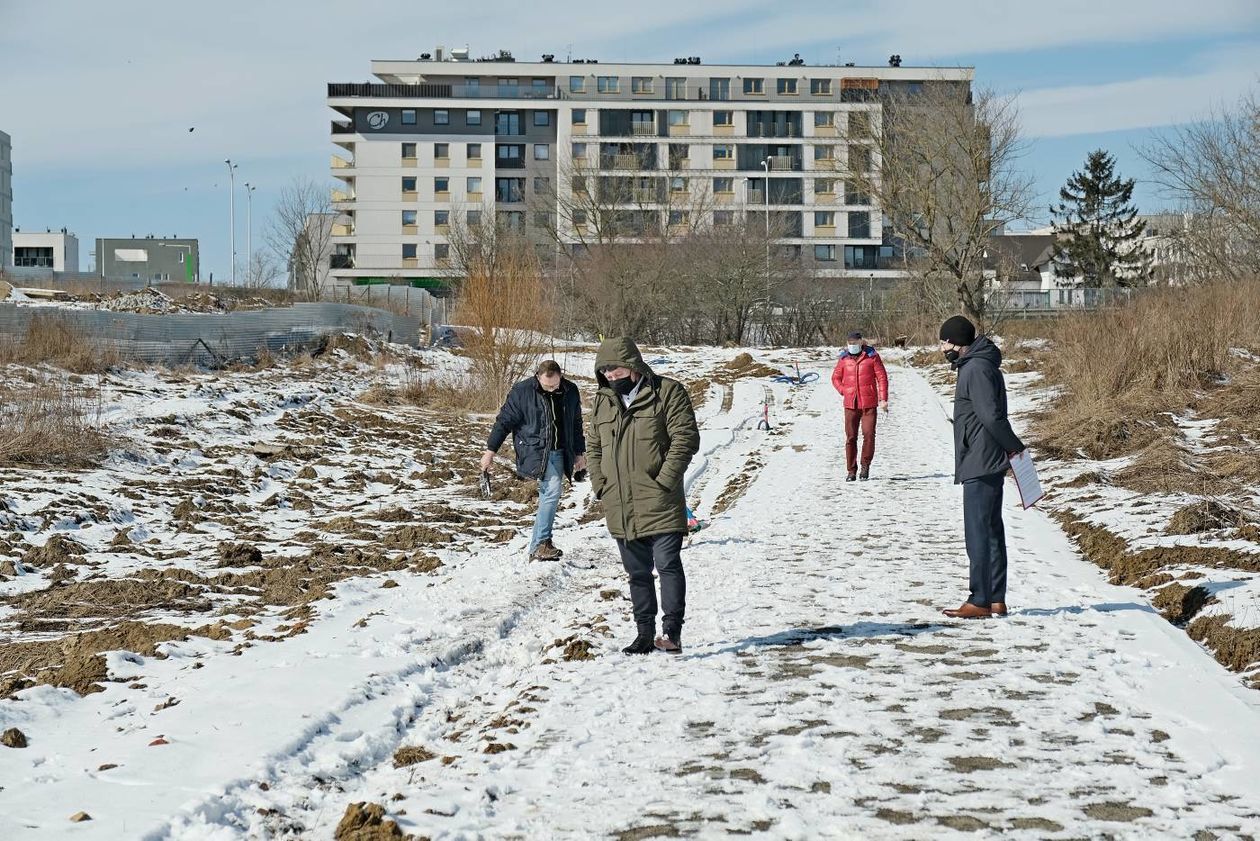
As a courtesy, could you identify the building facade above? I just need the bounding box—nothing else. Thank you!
[12,230,80,273]
[327,52,973,288]
[0,130,12,269]
[95,236,199,282]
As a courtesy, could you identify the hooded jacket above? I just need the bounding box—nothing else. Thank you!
[486,376,585,479]
[831,344,889,410]
[587,338,700,540]
[951,334,1025,483]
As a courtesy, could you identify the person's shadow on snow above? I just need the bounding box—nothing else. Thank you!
[694,621,945,658]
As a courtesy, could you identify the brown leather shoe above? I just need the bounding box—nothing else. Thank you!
[942,602,992,619]
[990,602,1009,616]
[653,635,682,654]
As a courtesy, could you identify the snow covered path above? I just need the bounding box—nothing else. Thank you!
[6,358,1260,839]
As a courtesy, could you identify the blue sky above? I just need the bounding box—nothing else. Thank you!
[1,0,1257,280]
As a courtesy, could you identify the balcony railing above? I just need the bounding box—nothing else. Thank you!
[328,82,560,100]
[330,254,355,269]
[631,123,657,136]
[767,155,794,170]
[632,188,660,203]
[331,121,355,134]
[331,155,353,169]
[601,154,645,170]
[331,189,354,203]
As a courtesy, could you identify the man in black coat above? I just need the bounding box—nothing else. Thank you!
[480,360,586,560]
[939,316,1025,619]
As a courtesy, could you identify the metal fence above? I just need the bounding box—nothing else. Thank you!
[0,302,422,366]
[324,283,452,325]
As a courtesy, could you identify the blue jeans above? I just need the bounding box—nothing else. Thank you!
[529,450,565,554]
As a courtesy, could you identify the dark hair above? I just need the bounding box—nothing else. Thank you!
[536,359,562,376]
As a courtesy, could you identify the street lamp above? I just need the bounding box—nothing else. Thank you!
[224,159,237,286]
[761,156,772,306]
[244,182,256,283]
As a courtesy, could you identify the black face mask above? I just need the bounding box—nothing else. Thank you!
[609,376,636,396]
[943,349,960,364]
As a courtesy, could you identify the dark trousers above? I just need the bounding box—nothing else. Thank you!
[844,407,878,472]
[616,532,686,636]
[963,472,1008,606]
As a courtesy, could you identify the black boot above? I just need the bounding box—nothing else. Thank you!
[622,628,656,655]
[846,471,857,482]
[859,466,870,481]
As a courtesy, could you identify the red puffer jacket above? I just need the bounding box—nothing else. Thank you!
[831,345,889,410]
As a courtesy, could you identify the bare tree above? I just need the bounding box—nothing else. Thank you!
[238,250,283,289]
[846,81,1034,327]
[264,178,337,300]
[1139,89,1260,283]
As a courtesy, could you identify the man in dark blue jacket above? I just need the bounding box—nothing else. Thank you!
[939,316,1025,619]
[480,360,587,560]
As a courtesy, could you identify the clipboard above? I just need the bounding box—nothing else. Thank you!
[1009,450,1045,509]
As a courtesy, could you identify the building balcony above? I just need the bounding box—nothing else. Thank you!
[331,223,354,236]
[331,121,355,135]
[328,82,560,100]
[600,154,647,170]
[631,123,657,136]
[767,155,794,170]
[331,155,353,169]
[331,189,354,203]
[330,254,355,269]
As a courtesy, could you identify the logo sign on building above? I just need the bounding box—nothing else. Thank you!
[366,111,390,131]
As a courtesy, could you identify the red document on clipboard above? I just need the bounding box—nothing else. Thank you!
[1009,450,1045,509]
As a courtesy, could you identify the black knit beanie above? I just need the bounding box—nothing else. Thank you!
[938,315,976,346]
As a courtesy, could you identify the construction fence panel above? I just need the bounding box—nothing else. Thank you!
[0,303,422,366]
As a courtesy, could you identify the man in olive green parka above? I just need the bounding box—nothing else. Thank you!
[587,338,700,654]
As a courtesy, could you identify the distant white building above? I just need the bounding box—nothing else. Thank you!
[12,229,80,273]
[0,130,11,269]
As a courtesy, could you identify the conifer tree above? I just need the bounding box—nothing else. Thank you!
[1051,150,1151,287]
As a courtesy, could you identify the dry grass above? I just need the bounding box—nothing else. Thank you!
[1032,277,1260,459]
[0,313,121,373]
[0,382,111,467]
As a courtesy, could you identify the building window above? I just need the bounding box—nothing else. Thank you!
[499,210,525,230]
[597,76,620,93]
[401,210,417,226]
[668,210,688,226]
[847,211,871,238]
[434,109,449,125]
[402,109,417,125]
[468,143,482,159]
[569,76,586,93]
[534,176,551,192]
[713,110,733,127]
[401,176,417,193]
[813,145,835,161]
[401,142,417,159]
[467,109,482,126]
[632,76,654,94]
[534,143,550,160]
[495,111,521,135]
[710,78,731,100]
[743,78,764,95]
[668,143,688,168]
[811,78,833,95]
[713,144,734,160]
[534,211,554,229]
[665,77,686,99]
[465,76,481,93]
[572,108,586,124]
[467,210,482,226]
[573,209,588,226]
[814,111,835,127]
[668,109,689,126]
[713,176,734,193]
[435,210,450,226]
[435,177,449,194]
[534,110,550,127]
[848,145,871,172]
[435,243,450,260]
[467,176,482,193]
[495,177,525,202]
[670,176,688,192]
[848,111,872,138]
[777,78,798,95]
[814,244,836,262]
[572,175,587,194]
[435,143,449,159]
[532,78,548,93]
[713,210,735,226]
[572,142,587,158]
[814,178,835,194]
[814,211,834,227]
[498,143,524,161]
[845,182,869,205]
[402,243,417,259]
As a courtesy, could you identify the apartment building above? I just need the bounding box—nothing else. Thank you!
[327,51,974,287]
[1,130,12,269]
[95,236,199,282]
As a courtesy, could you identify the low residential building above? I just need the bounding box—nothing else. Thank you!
[12,229,80,273]
[96,236,199,282]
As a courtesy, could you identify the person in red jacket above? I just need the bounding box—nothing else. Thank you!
[831,331,889,481]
